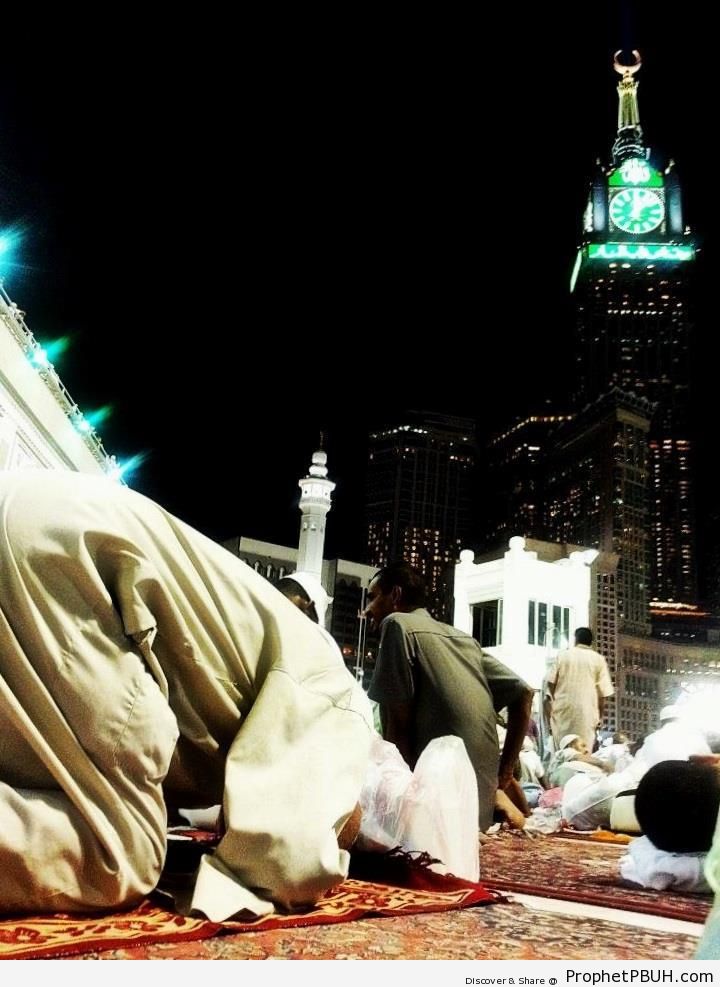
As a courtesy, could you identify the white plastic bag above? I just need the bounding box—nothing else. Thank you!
[357,735,414,851]
[524,805,564,835]
[357,734,479,882]
[396,736,479,881]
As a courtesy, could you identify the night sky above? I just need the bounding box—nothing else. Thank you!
[0,4,716,564]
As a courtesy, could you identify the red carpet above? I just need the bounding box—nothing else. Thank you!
[47,895,700,961]
[481,831,711,924]
[0,854,499,959]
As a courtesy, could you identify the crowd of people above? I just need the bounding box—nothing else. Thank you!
[0,470,719,958]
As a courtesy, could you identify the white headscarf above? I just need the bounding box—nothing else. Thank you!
[287,571,333,625]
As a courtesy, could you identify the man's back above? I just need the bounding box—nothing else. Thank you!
[547,643,613,749]
[0,469,373,918]
[369,608,526,830]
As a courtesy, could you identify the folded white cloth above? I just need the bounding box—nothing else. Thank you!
[620,835,710,892]
[178,805,221,830]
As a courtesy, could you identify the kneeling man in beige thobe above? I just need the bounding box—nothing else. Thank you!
[0,470,372,921]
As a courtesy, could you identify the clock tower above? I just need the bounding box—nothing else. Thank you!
[572,50,697,605]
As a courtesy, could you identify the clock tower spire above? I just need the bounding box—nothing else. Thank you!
[571,48,698,610]
[612,50,645,165]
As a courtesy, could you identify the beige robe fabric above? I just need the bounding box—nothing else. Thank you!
[546,644,614,750]
[0,470,373,920]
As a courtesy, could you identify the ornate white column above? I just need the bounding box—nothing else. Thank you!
[297,448,335,581]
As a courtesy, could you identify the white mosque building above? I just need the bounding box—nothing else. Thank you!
[0,282,118,477]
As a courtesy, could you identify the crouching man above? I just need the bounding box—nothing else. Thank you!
[0,470,372,920]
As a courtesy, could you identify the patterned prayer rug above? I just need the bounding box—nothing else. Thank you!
[0,854,499,960]
[55,897,700,961]
[481,831,711,924]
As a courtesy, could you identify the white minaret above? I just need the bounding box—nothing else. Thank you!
[296,442,335,581]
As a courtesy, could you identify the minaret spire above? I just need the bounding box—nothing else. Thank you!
[296,445,335,581]
[612,50,646,165]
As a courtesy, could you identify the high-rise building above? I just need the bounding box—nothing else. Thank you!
[572,50,697,604]
[545,389,654,638]
[366,410,475,620]
[543,388,654,731]
[484,413,572,551]
[469,51,712,739]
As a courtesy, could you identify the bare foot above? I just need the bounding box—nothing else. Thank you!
[495,788,527,829]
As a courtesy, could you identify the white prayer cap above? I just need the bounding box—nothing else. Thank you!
[659,704,680,723]
[287,571,333,623]
[559,734,581,750]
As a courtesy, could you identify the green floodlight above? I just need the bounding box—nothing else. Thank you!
[84,405,113,430]
[107,452,148,483]
[31,337,71,369]
[0,226,22,261]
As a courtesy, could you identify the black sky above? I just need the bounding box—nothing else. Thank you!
[0,4,716,562]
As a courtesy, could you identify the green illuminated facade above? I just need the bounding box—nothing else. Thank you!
[573,53,697,606]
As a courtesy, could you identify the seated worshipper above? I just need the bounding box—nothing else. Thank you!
[547,734,609,788]
[595,732,633,774]
[519,735,548,808]
[634,759,720,855]
[621,759,720,894]
[365,561,533,832]
[609,705,714,834]
[0,470,373,919]
[563,707,714,834]
[638,705,712,770]
[562,769,630,832]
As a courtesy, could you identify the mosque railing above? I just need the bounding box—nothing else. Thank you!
[0,280,117,475]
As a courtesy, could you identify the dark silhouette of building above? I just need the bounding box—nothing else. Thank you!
[366,410,475,620]
[484,413,572,552]
[545,389,654,638]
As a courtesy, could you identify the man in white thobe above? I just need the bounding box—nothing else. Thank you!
[545,626,614,751]
[0,470,373,920]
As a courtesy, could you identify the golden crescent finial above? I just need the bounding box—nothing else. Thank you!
[613,49,642,77]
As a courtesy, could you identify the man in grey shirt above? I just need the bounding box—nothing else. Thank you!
[366,561,532,831]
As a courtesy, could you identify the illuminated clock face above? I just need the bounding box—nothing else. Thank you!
[609,188,664,234]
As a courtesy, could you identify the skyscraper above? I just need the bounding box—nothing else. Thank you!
[366,410,475,620]
[572,50,697,604]
[484,413,572,551]
[470,50,717,739]
[545,389,654,638]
